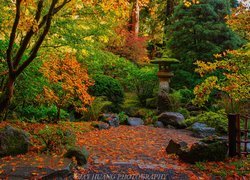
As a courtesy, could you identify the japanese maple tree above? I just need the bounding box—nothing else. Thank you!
[0,0,73,114]
[38,54,94,122]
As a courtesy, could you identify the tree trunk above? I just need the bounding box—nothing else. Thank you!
[0,77,15,115]
[131,0,140,37]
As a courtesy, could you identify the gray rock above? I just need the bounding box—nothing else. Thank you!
[97,123,110,130]
[128,117,144,126]
[0,125,30,157]
[154,121,165,128]
[168,137,228,164]
[107,117,120,127]
[158,112,186,128]
[166,140,188,154]
[101,113,120,127]
[190,122,216,138]
[178,140,228,164]
[64,146,89,166]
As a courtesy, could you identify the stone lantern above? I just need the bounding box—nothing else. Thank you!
[151,57,179,113]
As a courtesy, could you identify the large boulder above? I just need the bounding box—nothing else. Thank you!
[179,140,228,164]
[127,117,144,126]
[189,122,216,138]
[158,112,186,128]
[64,146,89,166]
[166,140,188,155]
[166,137,228,164]
[0,125,31,157]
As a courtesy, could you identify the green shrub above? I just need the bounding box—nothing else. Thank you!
[18,105,69,122]
[143,110,157,125]
[185,110,228,134]
[168,91,182,111]
[36,126,76,153]
[118,112,129,124]
[83,97,112,121]
[80,49,138,90]
[179,89,194,104]
[178,107,190,119]
[168,89,194,109]
[132,67,158,106]
[170,69,200,89]
[90,75,124,111]
[145,97,157,109]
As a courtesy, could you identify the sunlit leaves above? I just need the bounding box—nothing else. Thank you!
[193,45,250,108]
[38,53,94,114]
[226,3,250,41]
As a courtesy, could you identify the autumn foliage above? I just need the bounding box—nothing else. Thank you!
[193,47,250,113]
[38,54,94,121]
[107,28,149,64]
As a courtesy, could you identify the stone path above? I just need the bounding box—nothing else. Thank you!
[75,125,205,179]
[0,125,207,179]
[0,155,73,179]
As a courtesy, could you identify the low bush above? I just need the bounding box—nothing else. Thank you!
[18,105,69,122]
[36,125,76,153]
[132,67,158,106]
[170,69,200,89]
[185,110,228,134]
[90,75,124,111]
[177,107,190,119]
[118,112,129,124]
[83,97,112,121]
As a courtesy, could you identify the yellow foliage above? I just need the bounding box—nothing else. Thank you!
[193,46,250,109]
[38,53,94,113]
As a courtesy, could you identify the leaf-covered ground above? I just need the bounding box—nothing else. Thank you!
[0,122,250,179]
[75,125,209,178]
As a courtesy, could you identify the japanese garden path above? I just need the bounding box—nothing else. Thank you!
[75,125,207,179]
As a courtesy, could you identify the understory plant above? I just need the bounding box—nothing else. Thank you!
[90,74,124,112]
[83,97,112,121]
[193,45,250,114]
[185,110,228,134]
[36,125,76,153]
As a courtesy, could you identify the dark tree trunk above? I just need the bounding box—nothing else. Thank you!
[0,0,70,116]
[0,77,15,115]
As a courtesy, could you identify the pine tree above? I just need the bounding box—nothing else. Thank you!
[167,0,243,70]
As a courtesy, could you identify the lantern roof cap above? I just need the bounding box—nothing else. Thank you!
[151,57,180,64]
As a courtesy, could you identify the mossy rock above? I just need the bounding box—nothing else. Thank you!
[184,110,228,134]
[178,140,228,164]
[0,125,31,157]
[64,146,89,166]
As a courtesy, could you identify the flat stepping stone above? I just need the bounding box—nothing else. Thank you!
[0,154,73,179]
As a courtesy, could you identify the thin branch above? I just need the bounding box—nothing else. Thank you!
[41,45,64,49]
[6,0,21,76]
[38,0,71,29]
[13,0,44,69]
[16,0,58,77]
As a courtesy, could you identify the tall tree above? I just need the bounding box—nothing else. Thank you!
[131,0,140,36]
[0,0,72,114]
[167,0,243,69]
